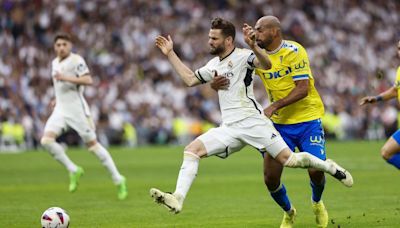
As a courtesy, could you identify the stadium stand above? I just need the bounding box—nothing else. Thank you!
[0,0,399,149]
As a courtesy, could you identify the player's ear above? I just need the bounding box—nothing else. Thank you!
[225,36,233,44]
[273,27,281,37]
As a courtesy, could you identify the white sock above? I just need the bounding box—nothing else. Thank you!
[174,151,200,202]
[284,152,335,175]
[89,143,123,184]
[41,138,78,173]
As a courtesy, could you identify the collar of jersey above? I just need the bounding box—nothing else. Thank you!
[219,47,236,61]
[266,40,284,55]
[58,53,72,63]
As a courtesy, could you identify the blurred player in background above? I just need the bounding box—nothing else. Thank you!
[40,34,128,200]
[360,40,400,171]
[212,16,333,228]
[150,17,352,216]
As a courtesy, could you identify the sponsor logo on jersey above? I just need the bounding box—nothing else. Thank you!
[77,63,87,74]
[294,59,308,70]
[222,71,234,78]
[309,135,324,147]
[261,67,292,79]
[310,136,323,143]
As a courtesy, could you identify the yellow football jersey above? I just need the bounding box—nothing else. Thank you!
[395,66,400,102]
[255,40,324,124]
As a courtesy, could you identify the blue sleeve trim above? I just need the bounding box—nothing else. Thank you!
[292,74,309,80]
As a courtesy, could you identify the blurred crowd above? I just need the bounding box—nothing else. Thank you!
[0,0,399,150]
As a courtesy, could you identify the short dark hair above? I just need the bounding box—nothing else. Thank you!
[54,33,72,43]
[211,17,236,40]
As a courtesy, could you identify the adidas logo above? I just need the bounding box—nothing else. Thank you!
[271,133,277,139]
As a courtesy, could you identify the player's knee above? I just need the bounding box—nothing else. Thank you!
[183,151,201,161]
[184,141,206,158]
[274,148,293,165]
[40,137,54,146]
[88,142,101,152]
[380,147,391,161]
[309,169,325,184]
[183,147,202,158]
[264,173,280,191]
[86,140,98,149]
[284,153,310,168]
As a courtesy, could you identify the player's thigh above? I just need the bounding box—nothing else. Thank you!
[273,123,296,152]
[298,120,326,160]
[184,139,208,158]
[235,117,288,159]
[381,130,400,159]
[65,114,97,143]
[196,126,244,158]
[43,110,66,138]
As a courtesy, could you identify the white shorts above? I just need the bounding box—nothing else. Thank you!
[197,116,288,158]
[44,108,97,142]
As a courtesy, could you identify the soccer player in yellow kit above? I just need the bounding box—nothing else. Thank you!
[360,40,400,170]
[254,16,329,228]
[212,16,332,228]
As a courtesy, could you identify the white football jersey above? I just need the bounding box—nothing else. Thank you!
[194,48,264,124]
[51,53,91,118]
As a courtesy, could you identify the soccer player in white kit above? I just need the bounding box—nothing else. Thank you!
[40,34,128,200]
[150,18,353,214]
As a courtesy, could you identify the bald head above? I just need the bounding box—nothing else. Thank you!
[254,16,282,50]
[256,16,281,31]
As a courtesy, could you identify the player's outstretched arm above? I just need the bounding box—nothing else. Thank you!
[359,86,397,105]
[54,72,93,85]
[155,35,200,87]
[243,23,271,70]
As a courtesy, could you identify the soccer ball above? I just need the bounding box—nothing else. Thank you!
[40,207,70,228]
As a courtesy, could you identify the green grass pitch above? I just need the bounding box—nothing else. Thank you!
[0,141,399,227]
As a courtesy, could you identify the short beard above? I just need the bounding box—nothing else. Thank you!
[209,45,225,55]
[257,38,273,49]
